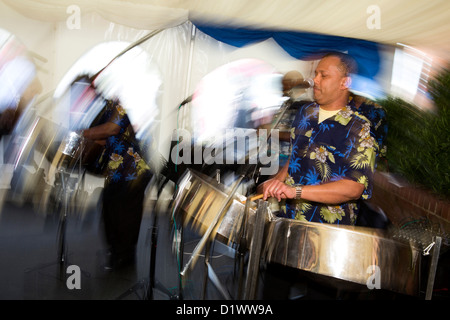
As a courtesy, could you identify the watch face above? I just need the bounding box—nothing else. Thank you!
[296,186,302,199]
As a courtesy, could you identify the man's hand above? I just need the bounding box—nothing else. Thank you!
[258,177,365,204]
[259,178,296,201]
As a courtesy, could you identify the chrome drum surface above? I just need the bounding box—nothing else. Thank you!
[263,216,421,296]
[171,169,257,248]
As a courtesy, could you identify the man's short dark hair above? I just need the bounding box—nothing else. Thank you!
[322,52,358,76]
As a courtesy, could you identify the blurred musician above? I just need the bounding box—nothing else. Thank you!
[76,76,153,271]
[0,56,41,139]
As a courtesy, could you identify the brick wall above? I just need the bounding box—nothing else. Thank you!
[369,171,450,234]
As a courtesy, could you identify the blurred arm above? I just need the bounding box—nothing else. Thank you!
[82,122,120,144]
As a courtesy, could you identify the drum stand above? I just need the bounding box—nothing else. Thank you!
[425,236,443,300]
[115,206,180,300]
[148,210,181,300]
[242,199,268,299]
[174,171,268,300]
[174,174,245,299]
[24,154,90,284]
[119,172,230,300]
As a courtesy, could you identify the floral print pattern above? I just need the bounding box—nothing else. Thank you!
[282,102,378,225]
[92,100,151,185]
[349,96,387,160]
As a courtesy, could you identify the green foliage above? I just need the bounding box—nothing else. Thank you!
[377,68,450,199]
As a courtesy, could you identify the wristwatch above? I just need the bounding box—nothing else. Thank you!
[295,185,303,199]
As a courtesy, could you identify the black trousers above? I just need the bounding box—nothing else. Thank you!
[102,174,151,259]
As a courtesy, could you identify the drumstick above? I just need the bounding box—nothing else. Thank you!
[241,194,264,203]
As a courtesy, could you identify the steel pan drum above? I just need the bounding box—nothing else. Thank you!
[171,169,257,248]
[61,131,84,158]
[46,131,86,173]
[52,130,104,173]
[263,215,421,296]
[171,169,421,296]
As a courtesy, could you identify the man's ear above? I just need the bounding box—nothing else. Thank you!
[341,76,352,89]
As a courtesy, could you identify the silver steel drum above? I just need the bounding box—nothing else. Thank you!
[60,131,84,158]
[5,114,63,169]
[263,215,422,296]
[48,131,86,172]
[171,169,257,248]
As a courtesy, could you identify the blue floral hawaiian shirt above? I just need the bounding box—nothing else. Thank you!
[93,99,151,186]
[281,102,378,225]
[348,95,388,160]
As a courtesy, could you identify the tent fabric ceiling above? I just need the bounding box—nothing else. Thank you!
[3,0,449,61]
[1,0,189,30]
[184,0,450,60]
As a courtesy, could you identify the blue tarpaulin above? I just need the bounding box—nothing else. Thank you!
[194,23,382,79]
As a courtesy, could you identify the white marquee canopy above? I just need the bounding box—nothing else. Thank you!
[3,0,450,60]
